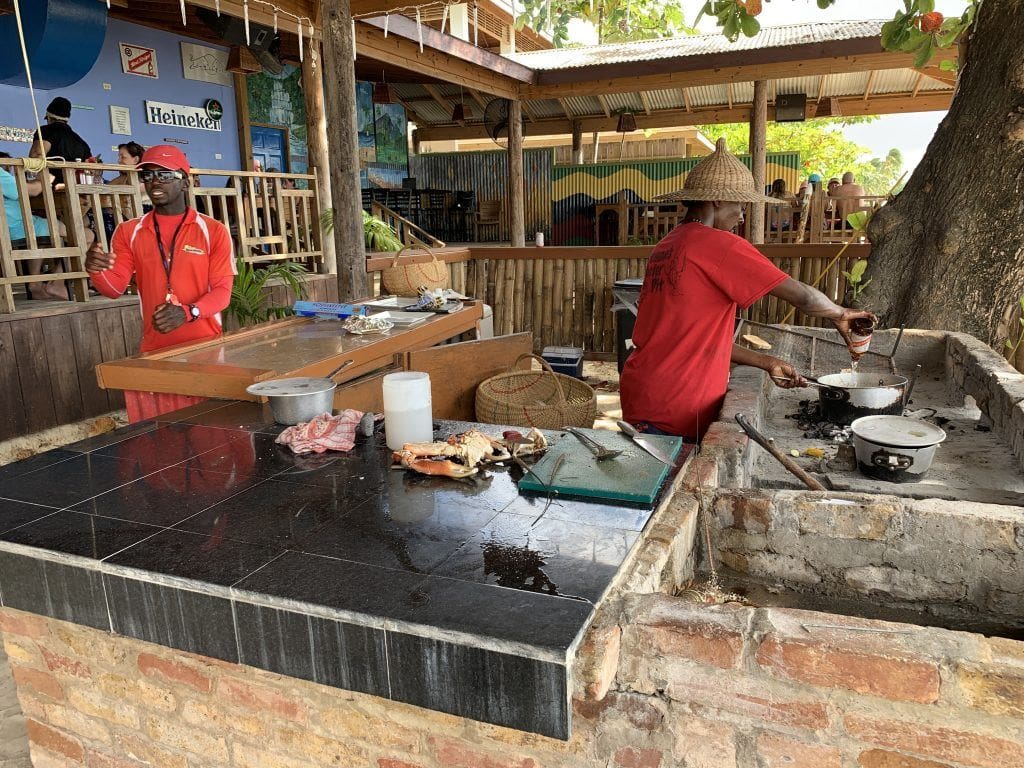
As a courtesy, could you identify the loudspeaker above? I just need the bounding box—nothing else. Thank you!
[776,93,807,123]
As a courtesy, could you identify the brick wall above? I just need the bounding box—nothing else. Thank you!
[709,489,1024,632]
[6,593,1024,768]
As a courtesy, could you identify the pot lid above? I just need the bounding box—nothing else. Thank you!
[851,416,946,447]
[818,372,908,389]
[246,377,337,397]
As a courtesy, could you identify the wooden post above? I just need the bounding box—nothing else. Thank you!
[749,79,768,244]
[233,73,254,171]
[302,43,336,275]
[321,0,368,300]
[508,99,526,247]
[571,121,584,165]
[591,131,600,164]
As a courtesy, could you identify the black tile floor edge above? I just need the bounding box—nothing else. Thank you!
[102,573,239,664]
[234,601,390,699]
[0,550,110,632]
[385,629,570,740]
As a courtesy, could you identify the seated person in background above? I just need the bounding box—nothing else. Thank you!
[99,141,150,237]
[831,171,867,227]
[770,178,798,205]
[32,97,92,183]
[0,151,94,300]
[768,178,799,232]
[827,177,841,195]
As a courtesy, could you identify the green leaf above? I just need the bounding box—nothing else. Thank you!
[938,57,958,71]
[918,0,934,13]
[816,0,834,8]
[847,211,870,232]
[722,14,739,41]
[1008,340,1015,349]
[849,259,869,281]
[914,36,935,67]
[739,14,760,37]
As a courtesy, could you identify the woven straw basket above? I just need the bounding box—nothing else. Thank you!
[475,353,597,430]
[380,245,449,297]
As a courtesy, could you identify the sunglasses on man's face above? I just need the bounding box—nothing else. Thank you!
[139,169,185,183]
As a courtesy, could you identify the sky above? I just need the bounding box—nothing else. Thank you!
[565,0,969,174]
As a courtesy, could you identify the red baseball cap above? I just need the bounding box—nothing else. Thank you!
[139,145,190,175]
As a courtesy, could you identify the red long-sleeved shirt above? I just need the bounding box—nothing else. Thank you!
[90,208,236,353]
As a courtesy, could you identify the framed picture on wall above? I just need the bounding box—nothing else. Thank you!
[120,43,159,78]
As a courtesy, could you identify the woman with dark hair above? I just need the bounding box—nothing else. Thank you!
[99,141,150,237]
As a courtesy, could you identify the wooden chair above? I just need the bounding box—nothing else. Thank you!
[473,200,502,242]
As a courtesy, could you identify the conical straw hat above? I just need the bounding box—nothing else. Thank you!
[657,137,776,204]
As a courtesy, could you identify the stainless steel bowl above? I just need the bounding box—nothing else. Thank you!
[246,377,338,425]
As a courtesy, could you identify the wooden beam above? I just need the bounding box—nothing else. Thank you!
[912,71,927,98]
[355,15,531,99]
[322,0,367,300]
[817,73,828,102]
[682,87,692,112]
[571,121,584,165]
[558,97,574,120]
[727,82,734,109]
[863,70,877,100]
[596,94,611,118]
[520,48,956,99]
[638,91,652,116]
[521,101,538,123]
[915,66,958,87]
[188,0,319,37]
[415,91,953,141]
[749,80,768,245]
[302,43,336,274]
[422,84,453,114]
[467,88,490,111]
[508,100,525,247]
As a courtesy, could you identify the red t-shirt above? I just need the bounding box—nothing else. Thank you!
[91,208,236,353]
[620,222,789,438]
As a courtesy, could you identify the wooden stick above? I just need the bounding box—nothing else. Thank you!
[735,413,826,491]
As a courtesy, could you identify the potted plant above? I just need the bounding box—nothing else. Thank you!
[225,257,309,329]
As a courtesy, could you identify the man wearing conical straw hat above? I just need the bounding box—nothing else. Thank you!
[620,138,874,441]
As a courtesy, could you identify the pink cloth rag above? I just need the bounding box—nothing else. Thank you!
[275,410,364,454]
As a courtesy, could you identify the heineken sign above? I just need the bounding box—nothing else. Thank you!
[145,100,222,132]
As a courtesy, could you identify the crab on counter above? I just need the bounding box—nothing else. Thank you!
[393,428,547,478]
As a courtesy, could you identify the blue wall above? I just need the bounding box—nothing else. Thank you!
[0,17,240,172]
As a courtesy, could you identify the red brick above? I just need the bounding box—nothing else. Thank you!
[682,457,717,491]
[41,647,91,679]
[378,760,426,768]
[716,491,773,533]
[430,736,538,768]
[757,732,841,768]
[634,603,747,670]
[844,714,1024,768]
[757,638,940,703]
[138,652,212,693]
[0,609,48,638]
[86,749,150,768]
[11,665,64,701]
[26,719,84,763]
[614,746,662,768]
[659,665,828,730]
[858,749,955,768]
[216,677,305,722]
[573,691,664,731]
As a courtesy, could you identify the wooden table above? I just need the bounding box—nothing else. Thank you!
[95,302,485,402]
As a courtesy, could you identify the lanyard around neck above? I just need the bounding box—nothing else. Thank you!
[152,209,189,293]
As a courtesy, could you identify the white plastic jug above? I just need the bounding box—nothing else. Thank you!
[383,372,433,451]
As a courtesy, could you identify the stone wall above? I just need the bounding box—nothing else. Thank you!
[710,490,1024,633]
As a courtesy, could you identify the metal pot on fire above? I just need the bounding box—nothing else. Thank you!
[850,415,946,483]
[816,372,909,425]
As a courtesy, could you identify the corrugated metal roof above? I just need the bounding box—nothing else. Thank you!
[506,20,885,71]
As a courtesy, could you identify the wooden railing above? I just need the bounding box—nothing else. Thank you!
[370,201,446,248]
[0,159,324,313]
[365,243,870,354]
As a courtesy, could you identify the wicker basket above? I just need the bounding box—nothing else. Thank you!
[475,353,597,429]
[380,245,449,297]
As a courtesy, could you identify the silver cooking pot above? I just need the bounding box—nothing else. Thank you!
[850,415,946,482]
[817,372,909,425]
[246,359,354,425]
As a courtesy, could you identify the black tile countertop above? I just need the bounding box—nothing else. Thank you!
[0,401,689,740]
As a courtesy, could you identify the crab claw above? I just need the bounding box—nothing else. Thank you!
[394,450,479,478]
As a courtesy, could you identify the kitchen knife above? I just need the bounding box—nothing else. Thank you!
[616,420,676,466]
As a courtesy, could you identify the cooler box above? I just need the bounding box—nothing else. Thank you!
[541,346,584,378]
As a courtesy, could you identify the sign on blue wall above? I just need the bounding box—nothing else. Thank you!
[0,17,240,173]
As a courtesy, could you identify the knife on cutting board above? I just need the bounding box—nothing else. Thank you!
[616,420,677,466]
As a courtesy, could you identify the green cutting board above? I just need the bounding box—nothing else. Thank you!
[518,428,683,505]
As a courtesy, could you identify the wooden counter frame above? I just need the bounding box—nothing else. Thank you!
[95,303,484,400]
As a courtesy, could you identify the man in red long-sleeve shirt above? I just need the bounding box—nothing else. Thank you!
[86,145,236,422]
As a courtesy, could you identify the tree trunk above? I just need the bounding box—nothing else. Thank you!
[863,0,1024,352]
